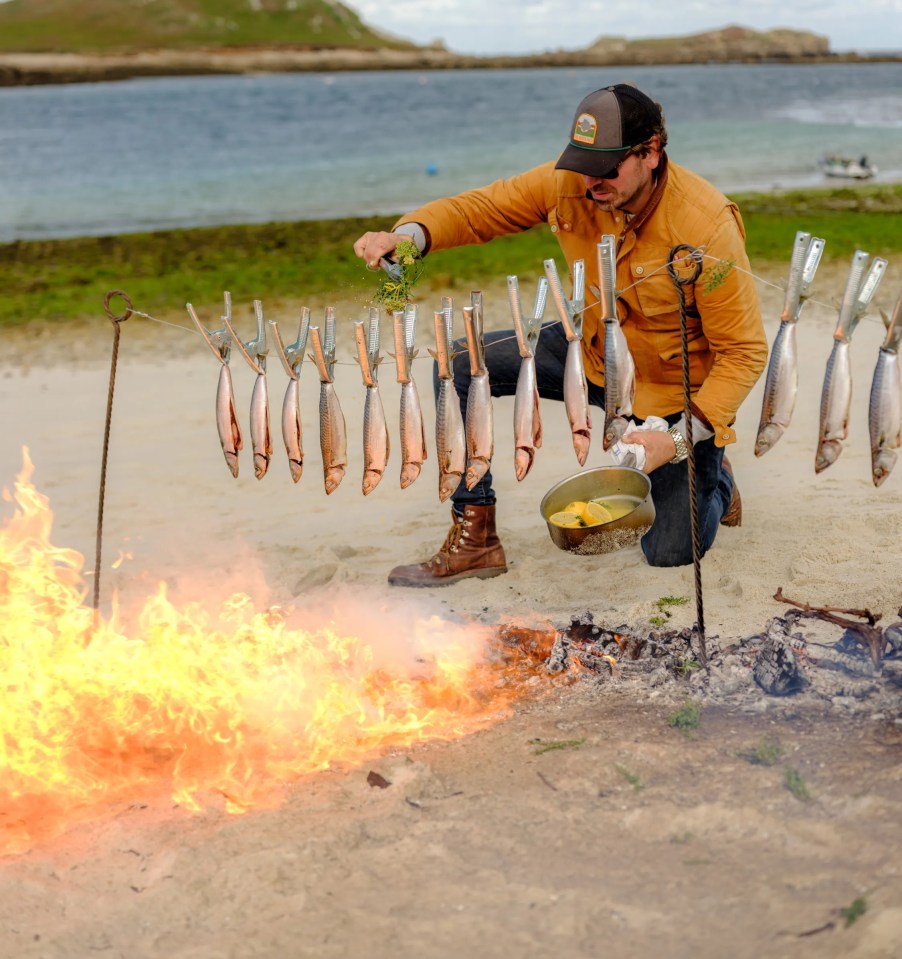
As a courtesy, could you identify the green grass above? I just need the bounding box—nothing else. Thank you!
[0,0,409,54]
[730,183,902,262]
[0,220,556,329]
[2,183,901,330]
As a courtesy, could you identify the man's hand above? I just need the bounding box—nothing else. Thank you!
[621,428,677,474]
[352,231,401,270]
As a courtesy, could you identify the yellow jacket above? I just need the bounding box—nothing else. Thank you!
[397,155,767,446]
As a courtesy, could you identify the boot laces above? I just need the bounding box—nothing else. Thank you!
[433,515,464,561]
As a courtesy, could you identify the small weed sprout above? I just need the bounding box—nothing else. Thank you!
[784,766,811,802]
[676,658,701,677]
[741,738,785,766]
[840,897,867,927]
[668,700,701,731]
[533,738,586,755]
[649,594,689,627]
[658,595,689,609]
[615,764,644,791]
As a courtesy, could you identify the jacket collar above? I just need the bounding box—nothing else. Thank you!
[623,151,669,237]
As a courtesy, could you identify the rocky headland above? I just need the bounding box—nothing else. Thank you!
[0,26,895,87]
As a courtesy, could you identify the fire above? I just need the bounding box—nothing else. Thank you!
[0,450,520,855]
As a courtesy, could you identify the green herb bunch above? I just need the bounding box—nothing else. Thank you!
[373,239,425,312]
[700,258,735,294]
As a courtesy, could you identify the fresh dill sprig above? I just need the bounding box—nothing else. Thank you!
[701,258,735,294]
[373,239,425,312]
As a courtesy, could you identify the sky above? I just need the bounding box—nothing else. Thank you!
[349,0,902,56]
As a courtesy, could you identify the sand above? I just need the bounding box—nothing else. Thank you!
[1,258,901,958]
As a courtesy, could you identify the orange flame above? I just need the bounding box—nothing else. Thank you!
[0,450,520,855]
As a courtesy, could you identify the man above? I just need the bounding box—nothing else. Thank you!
[353,83,767,586]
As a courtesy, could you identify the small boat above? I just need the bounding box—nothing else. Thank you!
[818,154,878,180]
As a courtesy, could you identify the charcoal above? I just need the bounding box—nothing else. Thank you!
[753,635,808,696]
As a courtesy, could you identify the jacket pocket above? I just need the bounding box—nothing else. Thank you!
[631,254,698,323]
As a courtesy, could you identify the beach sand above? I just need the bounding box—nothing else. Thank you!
[1,259,901,958]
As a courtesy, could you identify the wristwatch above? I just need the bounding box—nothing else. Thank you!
[668,426,689,464]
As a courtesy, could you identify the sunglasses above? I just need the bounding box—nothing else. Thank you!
[597,148,643,180]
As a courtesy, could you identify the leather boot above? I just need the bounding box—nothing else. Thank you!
[720,455,742,527]
[387,505,508,587]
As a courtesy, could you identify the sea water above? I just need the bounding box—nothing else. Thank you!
[0,62,900,242]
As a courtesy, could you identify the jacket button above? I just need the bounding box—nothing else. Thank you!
[635,266,644,275]
[551,225,558,233]
[723,433,730,440]
[562,223,571,231]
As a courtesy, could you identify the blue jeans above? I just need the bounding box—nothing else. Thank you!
[435,320,735,568]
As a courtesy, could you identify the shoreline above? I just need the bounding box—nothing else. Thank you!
[1,46,900,87]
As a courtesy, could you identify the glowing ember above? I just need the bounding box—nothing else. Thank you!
[0,451,519,855]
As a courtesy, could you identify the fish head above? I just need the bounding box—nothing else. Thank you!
[872,449,897,487]
[814,439,842,473]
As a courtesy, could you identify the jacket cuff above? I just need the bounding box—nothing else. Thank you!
[393,222,430,254]
[672,414,715,446]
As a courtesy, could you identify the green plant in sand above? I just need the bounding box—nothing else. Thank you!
[667,700,701,731]
[784,766,811,802]
[373,239,425,312]
[740,738,785,766]
[532,737,586,755]
[839,897,867,928]
[615,764,644,791]
[649,594,688,627]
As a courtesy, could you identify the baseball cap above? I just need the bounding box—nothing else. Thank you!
[555,84,662,179]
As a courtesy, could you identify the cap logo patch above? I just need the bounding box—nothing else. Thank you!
[572,112,597,145]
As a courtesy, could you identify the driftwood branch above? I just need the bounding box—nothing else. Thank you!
[773,587,881,625]
[773,587,886,668]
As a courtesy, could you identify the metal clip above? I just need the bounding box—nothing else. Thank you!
[270,307,310,380]
[544,257,584,341]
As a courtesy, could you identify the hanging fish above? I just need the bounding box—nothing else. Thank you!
[868,290,902,487]
[221,295,272,479]
[356,308,390,495]
[270,307,310,483]
[755,231,825,457]
[816,250,887,473]
[597,235,636,451]
[187,293,243,478]
[309,309,347,495]
[464,291,494,490]
[393,305,428,489]
[508,274,548,480]
[545,257,590,465]
[432,298,467,502]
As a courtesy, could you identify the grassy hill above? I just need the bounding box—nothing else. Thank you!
[0,0,414,53]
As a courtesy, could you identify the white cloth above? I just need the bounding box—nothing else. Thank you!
[609,416,669,470]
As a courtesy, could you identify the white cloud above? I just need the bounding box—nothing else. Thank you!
[349,0,902,54]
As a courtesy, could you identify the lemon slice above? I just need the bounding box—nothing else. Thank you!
[564,500,588,516]
[582,501,612,526]
[549,510,584,528]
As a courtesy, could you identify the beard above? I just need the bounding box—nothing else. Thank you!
[586,185,634,213]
